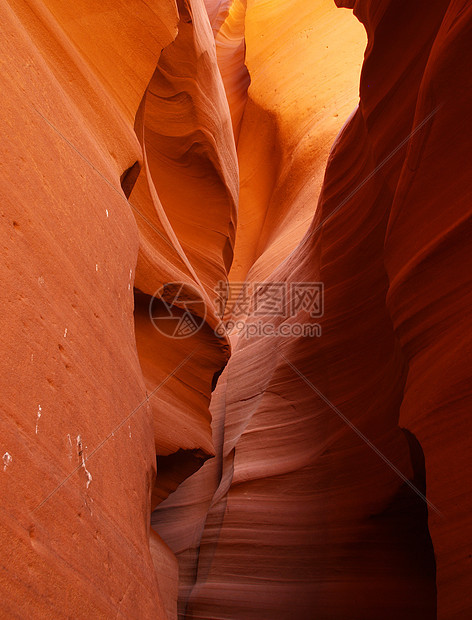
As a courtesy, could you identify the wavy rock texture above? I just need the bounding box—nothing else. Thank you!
[0,0,177,616]
[229,0,366,286]
[0,0,235,617]
[1,0,471,618]
[204,0,250,141]
[130,0,236,509]
[153,1,472,619]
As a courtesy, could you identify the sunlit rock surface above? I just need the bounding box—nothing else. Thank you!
[154,1,472,619]
[0,0,233,617]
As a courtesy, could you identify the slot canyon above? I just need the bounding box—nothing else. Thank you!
[1,0,471,618]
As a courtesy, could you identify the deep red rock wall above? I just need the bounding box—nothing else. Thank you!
[153,1,472,618]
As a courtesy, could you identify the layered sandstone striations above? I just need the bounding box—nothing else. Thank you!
[0,0,174,616]
[0,0,234,617]
[1,0,471,619]
[153,1,472,619]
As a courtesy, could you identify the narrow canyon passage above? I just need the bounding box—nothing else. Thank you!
[150,0,472,618]
[0,0,471,619]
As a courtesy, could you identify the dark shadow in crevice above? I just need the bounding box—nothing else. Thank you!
[211,366,225,392]
[152,449,212,507]
[120,160,141,198]
[367,428,437,619]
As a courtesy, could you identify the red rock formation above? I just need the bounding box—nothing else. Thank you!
[131,0,236,509]
[1,0,471,618]
[204,0,250,141]
[153,1,472,619]
[383,3,472,616]
[231,0,366,287]
[0,0,233,616]
[0,0,174,614]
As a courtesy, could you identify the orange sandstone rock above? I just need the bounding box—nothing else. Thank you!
[154,1,472,618]
[0,0,177,616]
[2,0,472,618]
[0,0,235,616]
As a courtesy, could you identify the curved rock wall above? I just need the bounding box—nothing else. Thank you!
[0,0,177,616]
[1,0,471,618]
[0,0,234,617]
[154,0,472,618]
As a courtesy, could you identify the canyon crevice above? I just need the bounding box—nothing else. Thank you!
[1,0,471,618]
